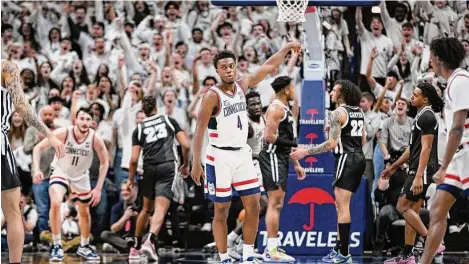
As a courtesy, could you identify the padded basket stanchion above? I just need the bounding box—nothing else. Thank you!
[276,0,309,22]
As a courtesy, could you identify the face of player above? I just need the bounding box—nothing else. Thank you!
[285,83,295,101]
[411,87,428,108]
[330,84,341,104]
[76,111,92,134]
[429,52,442,76]
[216,58,237,84]
[395,99,408,116]
[247,96,262,118]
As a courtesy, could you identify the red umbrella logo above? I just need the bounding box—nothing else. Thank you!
[288,187,335,231]
[305,156,318,168]
[305,133,318,144]
[307,108,319,120]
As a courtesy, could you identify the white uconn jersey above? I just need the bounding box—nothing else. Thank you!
[247,117,265,156]
[51,126,95,180]
[207,83,248,148]
[444,68,469,149]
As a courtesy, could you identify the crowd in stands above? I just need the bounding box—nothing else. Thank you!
[1,0,468,255]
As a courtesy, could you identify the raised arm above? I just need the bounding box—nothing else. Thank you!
[366,48,378,90]
[241,41,301,89]
[355,7,366,36]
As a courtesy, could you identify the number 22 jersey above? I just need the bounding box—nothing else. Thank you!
[132,114,182,168]
[334,105,365,155]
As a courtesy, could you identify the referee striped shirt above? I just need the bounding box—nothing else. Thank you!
[379,115,414,151]
[1,86,13,156]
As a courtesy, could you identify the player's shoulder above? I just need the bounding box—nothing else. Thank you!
[450,69,469,87]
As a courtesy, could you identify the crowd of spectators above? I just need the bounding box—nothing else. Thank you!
[1,0,468,255]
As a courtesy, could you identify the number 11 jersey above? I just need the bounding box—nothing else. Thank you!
[334,105,365,156]
[132,114,181,168]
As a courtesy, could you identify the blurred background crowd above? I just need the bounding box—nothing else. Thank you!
[1,0,468,256]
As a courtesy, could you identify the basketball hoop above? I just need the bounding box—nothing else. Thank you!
[276,0,310,23]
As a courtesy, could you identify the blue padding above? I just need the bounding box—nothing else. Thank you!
[212,0,379,6]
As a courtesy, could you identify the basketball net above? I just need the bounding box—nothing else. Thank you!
[276,0,310,23]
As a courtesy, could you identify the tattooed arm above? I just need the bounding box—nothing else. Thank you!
[290,108,346,160]
[307,108,346,155]
[2,61,65,157]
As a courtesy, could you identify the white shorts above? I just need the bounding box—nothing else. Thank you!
[49,167,92,203]
[253,159,265,193]
[438,147,469,197]
[204,144,260,202]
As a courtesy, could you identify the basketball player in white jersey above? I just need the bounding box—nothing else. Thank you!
[32,108,109,261]
[421,38,469,264]
[1,60,64,264]
[191,42,301,264]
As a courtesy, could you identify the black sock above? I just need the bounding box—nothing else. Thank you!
[338,223,351,256]
[148,232,157,245]
[334,240,341,251]
[135,236,142,249]
[402,244,413,255]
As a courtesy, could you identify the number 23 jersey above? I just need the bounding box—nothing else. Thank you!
[334,105,365,155]
[132,114,182,167]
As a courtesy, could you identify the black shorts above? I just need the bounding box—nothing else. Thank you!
[141,161,177,200]
[1,150,21,191]
[259,151,289,192]
[333,152,366,193]
[400,170,433,202]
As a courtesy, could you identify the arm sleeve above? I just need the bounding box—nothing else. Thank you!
[418,111,438,135]
[132,125,143,146]
[168,117,182,134]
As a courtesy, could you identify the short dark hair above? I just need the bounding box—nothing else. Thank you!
[387,70,399,80]
[203,76,217,86]
[429,38,465,70]
[402,22,413,30]
[142,96,157,116]
[75,5,87,13]
[175,41,186,49]
[1,24,13,33]
[213,50,237,68]
[416,82,444,113]
[395,2,408,12]
[76,107,93,118]
[192,28,203,34]
[335,80,361,107]
[361,92,375,102]
[200,47,211,54]
[271,76,292,93]
[238,56,247,62]
[165,1,179,11]
[245,91,261,102]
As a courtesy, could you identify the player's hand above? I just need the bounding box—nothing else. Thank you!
[179,164,189,178]
[89,188,102,207]
[286,41,302,54]
[290,147,309,160]
[432,167,446,185]
[191,164,205,186]
[33,170,44,184]
[294,165,306,180]
[49,135,65,158]
[411,176,423,195]
[380,165,397,180]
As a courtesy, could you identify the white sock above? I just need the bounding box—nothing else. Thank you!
[219,252,230,261]
[227,231,239,243]
[81,236,90,247]
[267,237,278,251]
[243,243,254,261]
[52,234,62,246]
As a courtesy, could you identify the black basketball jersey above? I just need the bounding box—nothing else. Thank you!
[263,100,296,155]
[334,105,364,156]
[408,107,438,181]
[132,114,182,168]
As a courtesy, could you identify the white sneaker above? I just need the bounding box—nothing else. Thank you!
[228,238,243,260]
[263,247,295,262]
[449,223,467,233]
[102,243,118,253]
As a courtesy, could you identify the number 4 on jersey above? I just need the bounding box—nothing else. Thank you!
[237,115,242,130]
